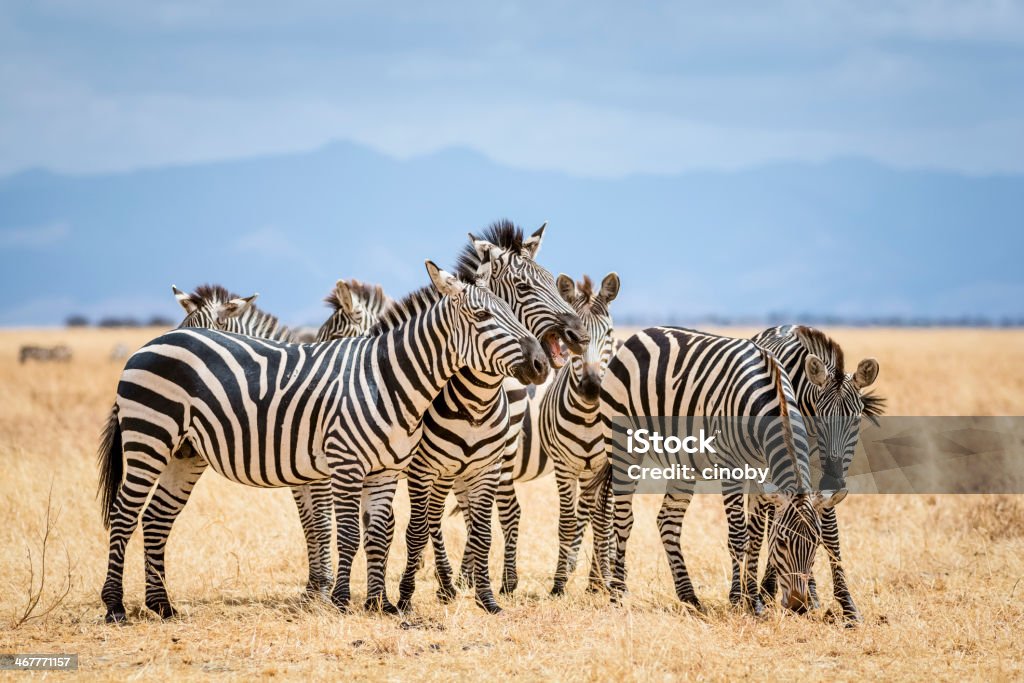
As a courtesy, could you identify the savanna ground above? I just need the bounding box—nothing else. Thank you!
[1,327,1023,681]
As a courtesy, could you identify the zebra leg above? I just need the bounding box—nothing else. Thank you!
[362,471,399,614]
[141,456,208,619]
[749,499,778,601]
[822,506,861,623]
[582,470,610,593]
[569,489,591,575]
[290,481,333,599]
[466,470,502,614]
[328,461,365,613]
[398,471,436,612]
[453,478,475,589]
[496,476,521,595]
[609,485,635,601]
[102,449,168,624]
[657,492,701,608]
[428,478,458,604]
[551,465,582,596]
[722,484,764,615]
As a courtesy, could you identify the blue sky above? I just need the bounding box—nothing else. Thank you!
[2,0,1023,178]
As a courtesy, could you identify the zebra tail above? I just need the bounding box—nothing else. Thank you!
[97,406,123,530]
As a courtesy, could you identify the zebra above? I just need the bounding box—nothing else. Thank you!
[599,327,847,614]
[748,324,883,623]
[97,261,549,623]
[395,222,590,614]
[451,273,621,597]
[127,282,376,612]
[19,345,72,363]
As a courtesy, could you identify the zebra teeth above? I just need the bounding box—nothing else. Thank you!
[544,333,567,369]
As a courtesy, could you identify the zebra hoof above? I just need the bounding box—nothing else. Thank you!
[476,596,502,614]
[499,577,518,595]
[396,598,413,614]
[146,601,178,620]
[749,598,767,617]
[330,594,352,614]
[549,583,566,597]
[436,586,457,605]
[104,610,128,625]
[364,595,400,615]
[585,582,607,594]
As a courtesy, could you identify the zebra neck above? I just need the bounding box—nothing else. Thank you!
[363,305,462,429]
[443,368,506,422]
[558,365,601,420]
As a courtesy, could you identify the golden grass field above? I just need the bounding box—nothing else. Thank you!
[1,326,1023,681]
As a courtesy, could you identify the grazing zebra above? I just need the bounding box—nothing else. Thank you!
[451,273,620,596]
[19,345,72,363]
[749,325,883,622]
[396,221,589,614]
[129,282,376,612]
[600,327,847,614]
[97,261,549,623]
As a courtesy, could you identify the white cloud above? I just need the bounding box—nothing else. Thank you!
[0,221,70,248]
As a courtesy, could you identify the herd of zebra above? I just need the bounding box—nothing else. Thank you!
[95,220,884,626]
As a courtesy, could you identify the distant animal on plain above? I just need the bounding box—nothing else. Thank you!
[19,345,72,364]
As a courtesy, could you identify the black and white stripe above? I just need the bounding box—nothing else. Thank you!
[396,222,589,614]
[97,262,547,623]
[748,324,883,621]
[599,327,846,613]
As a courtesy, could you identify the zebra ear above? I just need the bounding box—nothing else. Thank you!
[219,293,258,320]
[814,488,848,510]
[522,221,547,260]
[556,274,576,304]
[172,285,197,314]
[598,272,620,304]
[425,260,466,298]
[853,358,879,389]
[472,237,507,268]
[333,280,355,315]
[805,354,829,387]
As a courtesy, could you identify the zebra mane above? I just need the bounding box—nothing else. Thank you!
[794,325,845,383]
[324,279,391,314]
[793,325,887,420]
[180,283,289,337]
[574,274,605,312]
[862,392,886,425]
[759,345,808,492]
[454,219,526,280]
[366,274,472,336]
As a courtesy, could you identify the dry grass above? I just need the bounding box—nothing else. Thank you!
[0,326,1022,681]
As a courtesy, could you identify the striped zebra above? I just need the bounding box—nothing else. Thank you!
[600,327,847,613]
[452,273,620,596]
[396,222,589,614]
[127,282,376,615]
[749,324,883,622]
[97,262,549,623]
[19,345,72,363]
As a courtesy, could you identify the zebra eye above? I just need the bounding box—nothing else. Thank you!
[473,309,494,322]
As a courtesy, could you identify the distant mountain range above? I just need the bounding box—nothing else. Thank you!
[1,141,1021,326]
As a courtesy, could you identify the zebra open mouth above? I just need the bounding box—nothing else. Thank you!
[543,331,567,369]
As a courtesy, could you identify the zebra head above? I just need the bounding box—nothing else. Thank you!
[315,279,388,342]
[555,272,620,405]
[426,260,549,386]
[764,488,848,613]
[173,284,257,330]
[801,339,883,490]
[456,220,589,370]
